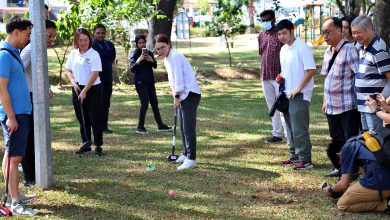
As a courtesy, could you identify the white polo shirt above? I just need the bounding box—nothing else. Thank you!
[164,49,201,100]
[66,48,102,86]
[280,38,316,101]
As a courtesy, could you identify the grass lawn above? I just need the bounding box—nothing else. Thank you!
[1,35,388,219]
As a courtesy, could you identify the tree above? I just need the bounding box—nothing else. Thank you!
[248,0,256,33]
[211,0,248,67]
[375,0,390,45]
[147,0,178,50]
[332,0,375,16]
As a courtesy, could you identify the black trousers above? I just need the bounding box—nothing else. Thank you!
[22,93,35,182]
[72,84,103,146]
[179,92,201,160]
[101,81,112,130]
[326,109,360,169]
[135,82,163,128]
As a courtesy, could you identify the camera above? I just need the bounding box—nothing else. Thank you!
[142,48,148,55]
[369,94,377,100]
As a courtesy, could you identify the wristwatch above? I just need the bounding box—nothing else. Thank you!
[374,107,382,114]
[175,94,180,98]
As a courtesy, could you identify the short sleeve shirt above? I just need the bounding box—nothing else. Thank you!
[0,41,32,121]
[65,48,102,85]
[280,38,316,101]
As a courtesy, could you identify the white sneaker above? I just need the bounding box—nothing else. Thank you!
[6,193,36,206]
[11,201,38,216]
[177,159,196,170]
[175,155,187,163]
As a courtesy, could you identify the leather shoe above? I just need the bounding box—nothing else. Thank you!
[324,169,340,177]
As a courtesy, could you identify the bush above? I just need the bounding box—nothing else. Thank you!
[254,24,263,33]
[134,28,148,36]
[235,24,247,35]
[0,32,6,41]
[190,27,206,38]
[204,21,222,37]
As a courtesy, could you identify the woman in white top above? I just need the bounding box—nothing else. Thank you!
[66,28,104,156]
[155,34,201,170]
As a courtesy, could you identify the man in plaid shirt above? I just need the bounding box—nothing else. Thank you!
[321,18,360,177]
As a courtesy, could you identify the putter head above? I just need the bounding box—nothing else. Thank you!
[166,154,178,162]
[0,206,12,216]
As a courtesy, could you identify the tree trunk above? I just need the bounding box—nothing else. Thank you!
[375,0,390,45]
[336,0,346,17]
[147,0,178,50]
[248,0,256,33]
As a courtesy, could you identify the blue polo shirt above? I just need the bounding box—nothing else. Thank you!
[0,41,32,121]
[341,140,390,190]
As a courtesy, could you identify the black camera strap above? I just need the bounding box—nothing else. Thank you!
[327,41,349,73]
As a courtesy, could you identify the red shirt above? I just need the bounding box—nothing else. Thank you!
[258,29,283,80]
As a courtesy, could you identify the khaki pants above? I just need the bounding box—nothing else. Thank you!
[337,182,390,212]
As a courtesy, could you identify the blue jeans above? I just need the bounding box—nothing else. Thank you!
[284,93,312,162]
[360,112,383,131]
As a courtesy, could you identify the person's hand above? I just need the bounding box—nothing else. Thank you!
[144,54,154,63]
[287,88,301,99]
[322,101,327,114]
[376,93,387,107]
[73,83,81,96]
[136,54,145,65]
[78,90,87,104]
[174,97,180,109]
[49,88,54,99]
[365,96,378,112]
[322,185,331,196]
[6,116,18,136]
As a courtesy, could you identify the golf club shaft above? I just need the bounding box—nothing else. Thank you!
[3,138,11,207]
[79,101,90,143]
[172,108,178,155]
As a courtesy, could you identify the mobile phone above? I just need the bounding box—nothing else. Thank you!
[321,181,328,189]
[142,48,148,55]
[369,94,377,100]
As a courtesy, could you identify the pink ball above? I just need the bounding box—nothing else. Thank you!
[168,190,175,198]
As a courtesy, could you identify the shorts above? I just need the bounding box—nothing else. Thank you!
[1,114,30,157]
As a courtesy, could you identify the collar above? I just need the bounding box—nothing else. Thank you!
[78,47,93,55]
[364,35,379,51]
[288,38,299,48]
[1,40,19,52]
[328,38,347,53]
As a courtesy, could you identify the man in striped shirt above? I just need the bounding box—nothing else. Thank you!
[352,15,390,131]
[321,18,360,177]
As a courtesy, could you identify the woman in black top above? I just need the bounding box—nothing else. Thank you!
[130,35,171,134]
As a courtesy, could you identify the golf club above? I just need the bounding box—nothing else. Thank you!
[0,138,13,216]
[75,101,93,154]
[166,108,179,161]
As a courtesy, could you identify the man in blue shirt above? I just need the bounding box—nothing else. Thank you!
[0,16,37,216]
[322,140,390,212]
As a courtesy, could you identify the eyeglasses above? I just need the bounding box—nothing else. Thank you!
[155,45,167,52]
[261,18,273,22]
[321,29,335,36]
[46,33,56,40]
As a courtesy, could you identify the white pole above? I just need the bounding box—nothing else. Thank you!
[29,0,53,189]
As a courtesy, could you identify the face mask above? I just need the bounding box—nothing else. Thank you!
[262,21,273,31]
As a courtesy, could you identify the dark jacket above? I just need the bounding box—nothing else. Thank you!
[130,49,157,85]
[92,39,116,83]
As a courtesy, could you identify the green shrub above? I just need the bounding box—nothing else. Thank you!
[0,32,6,41]
[254,24,263,33]
[134,28,148,36]
[190,27,206,38]
[204,21,222,37]
[235,24,247,35]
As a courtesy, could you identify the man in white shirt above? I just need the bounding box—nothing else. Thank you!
[276,19,316,170]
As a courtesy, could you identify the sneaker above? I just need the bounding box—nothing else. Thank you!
[11,201,38,216]
[157,124,172,132]
[22,179,35,187]
[18,164,23,173]
[175,155,187,163]
[6,193,36,206]
[75,142,92,154]
[177,159,196,170]
[282,159,299,166]
[265,136,283,144]
[324,169,341,177]
[294,161,313,170]
[136,127,148,134]
[95,146,103,156]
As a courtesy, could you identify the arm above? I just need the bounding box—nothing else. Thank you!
[288,69,316,99]
[322,174,350,196]
[78,71,99,103]
[66,69,81,95]
[111,42,116,63]
[258,34,262,55]
[0,78,18,135]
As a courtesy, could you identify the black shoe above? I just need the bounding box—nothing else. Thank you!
[157,124,172,132]
[136,127,148,134]
[23,179,35,187]
[265,136,283,144]
[103,127,113,133]
[75,142,92,154]
[95,146,103,156]
[324,169,341,177]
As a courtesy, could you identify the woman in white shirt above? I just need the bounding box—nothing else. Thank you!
[66,28,104,156]
[155,34,201,170]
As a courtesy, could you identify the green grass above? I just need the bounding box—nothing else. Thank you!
[0,35,387,219]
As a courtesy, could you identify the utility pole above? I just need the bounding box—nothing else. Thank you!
[29,0,53,189]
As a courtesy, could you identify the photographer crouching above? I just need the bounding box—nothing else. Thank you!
[321,93,390,212]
